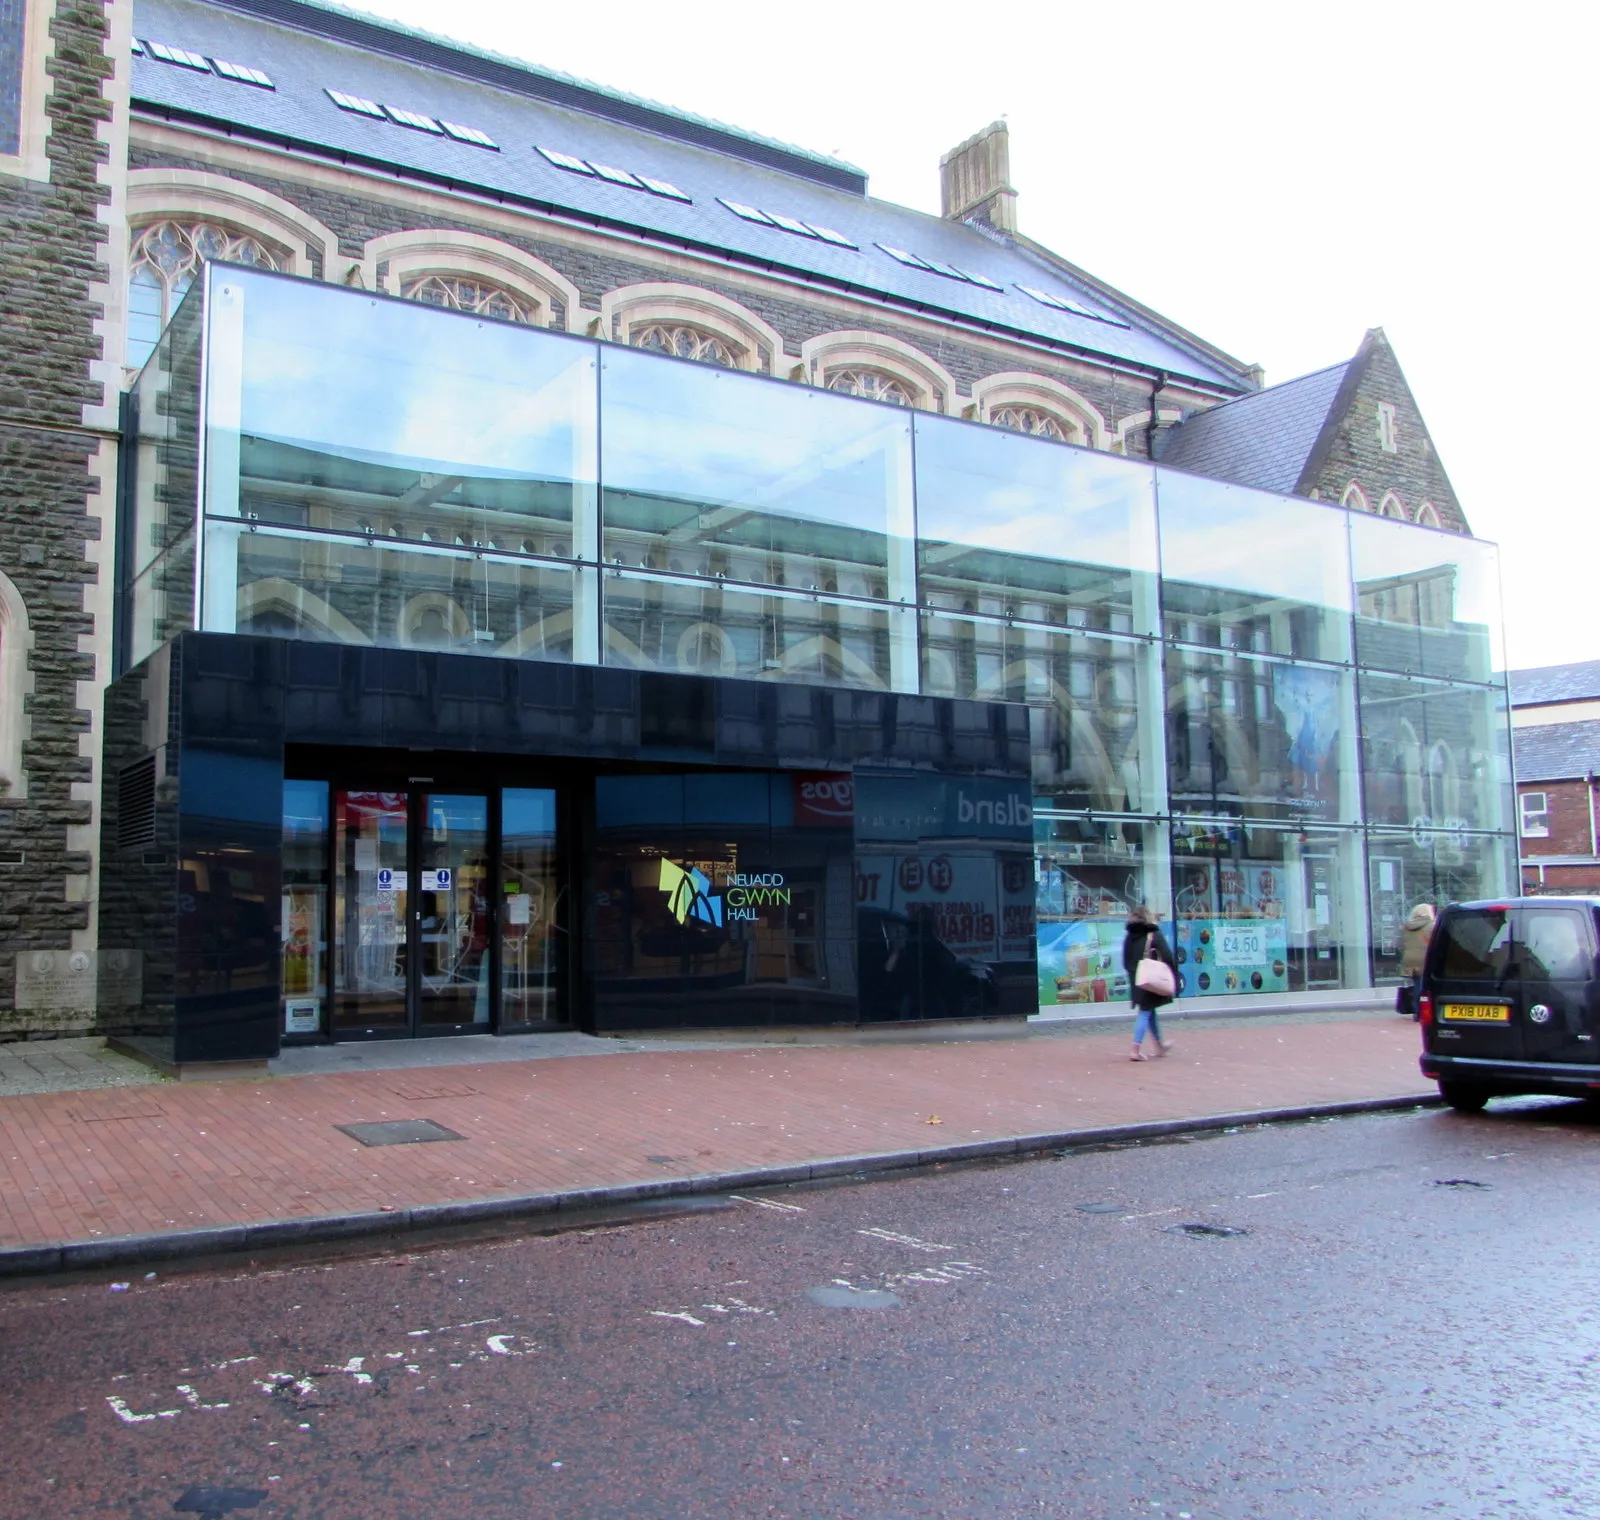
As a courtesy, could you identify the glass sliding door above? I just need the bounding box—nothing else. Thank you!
[501,788,561,1023]
[281,780,330,1038]
[417,793,491,1030]
[332,790,410,1034]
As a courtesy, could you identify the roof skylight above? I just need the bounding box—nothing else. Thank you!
[144,40,210,71]
[211,58,274,89]
[805,223,858,249]
[1016,284,1129,327]
[327,88,385,119]
[719,198,774,225]
[638,175,691,202]
[590,161,643,188]
[876,244,932,270]
[441,120,497,149]
[536,145,595,174]
[384,104,444,134]
[766,211,818,238]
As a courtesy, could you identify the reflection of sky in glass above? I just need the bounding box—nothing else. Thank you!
[1348,513,1503,634]
[1157,472,1352,610]
[600,347,908,538]
[914,415,1156,573]
[229,269,594,482]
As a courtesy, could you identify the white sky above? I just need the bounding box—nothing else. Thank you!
[348,0,1598,674]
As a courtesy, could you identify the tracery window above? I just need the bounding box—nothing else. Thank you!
[991,405,1071,442]
[825,368,915,407]
[631,323,738,368]
[399,274,533,323]
[128,221,282,368]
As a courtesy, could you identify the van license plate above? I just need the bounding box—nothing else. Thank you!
[1442,1003,1510,1022]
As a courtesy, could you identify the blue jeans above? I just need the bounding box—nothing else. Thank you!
[1133,1004,1164,1046]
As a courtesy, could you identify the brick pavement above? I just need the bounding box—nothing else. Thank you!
[0,1015,1430,1261]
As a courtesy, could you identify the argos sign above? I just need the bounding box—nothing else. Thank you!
[794,772,854,828]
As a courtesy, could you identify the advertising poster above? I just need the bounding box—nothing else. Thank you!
[856,850,1015,961]
[1272,664,1340,817]
[1034,860,1145,1007]
[1174,861,1288,997]
[1370,856,1406,963]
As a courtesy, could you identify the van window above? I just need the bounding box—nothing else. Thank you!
[1515,909,1591,981]
[1434,908,1510,980]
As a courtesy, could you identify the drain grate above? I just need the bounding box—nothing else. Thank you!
[336,1119,466,1147]
[65,1101,165,1123]
[1165,1222,1250,1238]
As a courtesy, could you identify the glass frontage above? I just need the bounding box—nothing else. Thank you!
[1157,473,1354,663]
[138,267,1520,1016]
[501,789,560,1023]
[281,779,329,1038]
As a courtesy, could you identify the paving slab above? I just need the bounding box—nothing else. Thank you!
[0,1012,1432,1273]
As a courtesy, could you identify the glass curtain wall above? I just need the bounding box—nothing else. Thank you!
[139,266,1519,1007]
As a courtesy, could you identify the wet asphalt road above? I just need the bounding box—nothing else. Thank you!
[4,1101,1600,1520]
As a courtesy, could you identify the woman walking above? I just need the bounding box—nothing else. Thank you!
[1400,902,1436,1019]
[1123,905,1177,1061]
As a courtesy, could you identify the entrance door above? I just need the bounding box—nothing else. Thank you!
[329,788,491,1038]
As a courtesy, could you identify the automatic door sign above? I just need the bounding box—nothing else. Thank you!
[421,868,452,892]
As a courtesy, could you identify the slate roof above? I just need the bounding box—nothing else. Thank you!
[1152,360,1350,494]
[1508,661,1600,709]
[129,0,1252,392]
[1514,720,1600,783]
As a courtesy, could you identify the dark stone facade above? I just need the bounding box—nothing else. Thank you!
[1302,330,1469,534]
[0,0,113,1037]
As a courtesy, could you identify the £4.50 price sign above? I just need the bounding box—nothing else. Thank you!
[1214,924,1268,967]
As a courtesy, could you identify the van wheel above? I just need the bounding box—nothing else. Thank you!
[1438,1081,1490,1114]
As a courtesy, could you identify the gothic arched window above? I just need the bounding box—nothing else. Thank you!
[128,220,282,368]
[825,368,915,406]
[991,405,1072,442]
[631,323,739,368]
[399,274,534,323]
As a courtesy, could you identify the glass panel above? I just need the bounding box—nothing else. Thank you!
[921,615,1155,812]
[281,779,329,1038]
[332,789,409,1033]
[218,531,579,658]
[1349,514,1504,683]
[418,793,490,1028]
[912,414,1158,636]
[1165,647,1360,824]
[1156,471,1353,662]
[201,267,598,657]
[127,283,203,663]
[128,530,195,668]
[1172,821,1368,995]
[501,788,560,1024]
[600,344,914,596]
[1034,814,1171,1009]
[604,572,897,691]
[1365,830,1516,985]
[1357,671,1513,834]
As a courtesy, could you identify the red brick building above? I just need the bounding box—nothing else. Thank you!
[1512,662,1600,894]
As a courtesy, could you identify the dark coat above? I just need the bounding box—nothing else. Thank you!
[1123,921,1176,1011]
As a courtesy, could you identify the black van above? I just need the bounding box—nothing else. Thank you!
[1419,896,1600,1112]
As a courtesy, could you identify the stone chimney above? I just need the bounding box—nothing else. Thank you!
[940,121,1018,233]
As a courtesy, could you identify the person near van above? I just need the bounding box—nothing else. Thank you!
[1123,906,1176,1061]
[1399,902,1436,1019]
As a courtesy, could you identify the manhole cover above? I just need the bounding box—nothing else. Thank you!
[336,1119,465,1147]
[1165,1222,1249,1238]
[1433,1178,1491,1189]
[806,1285,903,1310]
[1075,1202,1123,1215]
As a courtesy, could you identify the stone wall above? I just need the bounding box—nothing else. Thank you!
[0,0,114,1038]
[1305,333,1469,534]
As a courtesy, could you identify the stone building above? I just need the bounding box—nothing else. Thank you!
[0,0,1513,1052]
